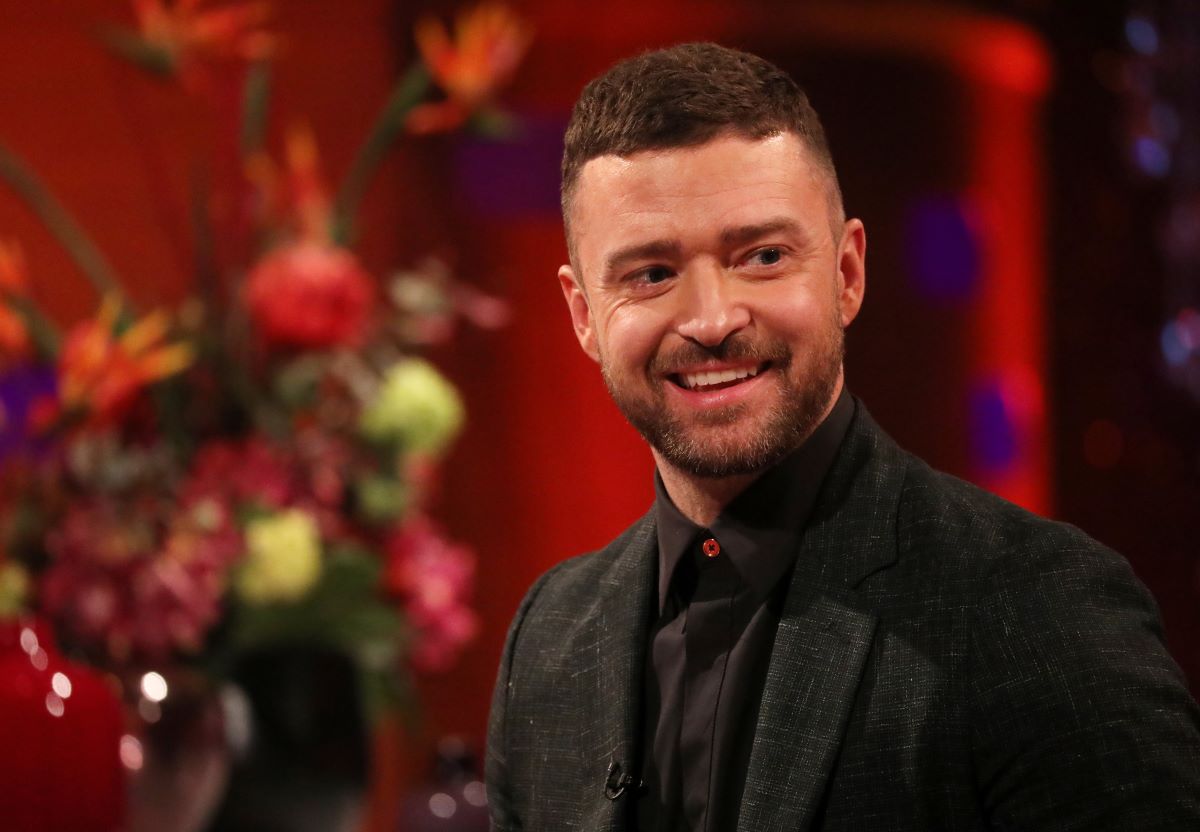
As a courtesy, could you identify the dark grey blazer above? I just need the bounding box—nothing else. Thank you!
[486,406,1200,831]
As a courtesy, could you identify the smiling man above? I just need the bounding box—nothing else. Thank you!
[486,44,1200,832]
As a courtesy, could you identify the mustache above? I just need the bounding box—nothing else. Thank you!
[649,335,791,374]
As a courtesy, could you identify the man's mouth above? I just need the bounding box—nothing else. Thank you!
[669,363,768,392]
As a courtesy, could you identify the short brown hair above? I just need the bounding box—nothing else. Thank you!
[561,43,843,236]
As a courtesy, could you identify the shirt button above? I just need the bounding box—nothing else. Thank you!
[702,538,721,558]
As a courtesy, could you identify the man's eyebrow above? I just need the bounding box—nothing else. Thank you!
[602,239,682,278]
[719,218,807,248]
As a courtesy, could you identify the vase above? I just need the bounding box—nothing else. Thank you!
[119,666,232,832]
[205,645,370,832]
[0,616,125,831]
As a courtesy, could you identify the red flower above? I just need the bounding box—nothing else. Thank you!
[244,241,374,349]
[407,4,531,134]
[383,517,478,672]
[181,437,297,510]
[0,241,33,363]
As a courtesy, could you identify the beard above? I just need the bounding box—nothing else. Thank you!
[601,320,844,479]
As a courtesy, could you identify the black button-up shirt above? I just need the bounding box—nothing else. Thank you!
[636,390,854,832]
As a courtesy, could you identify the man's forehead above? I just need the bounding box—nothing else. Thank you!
[570,134,824,234]
[575,132,813,186]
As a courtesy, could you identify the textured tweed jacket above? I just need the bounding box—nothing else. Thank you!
[486,406,1200,831]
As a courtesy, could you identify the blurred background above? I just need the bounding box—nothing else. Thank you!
[0,0,1197,830]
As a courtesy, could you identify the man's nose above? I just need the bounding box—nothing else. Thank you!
[674,264,751,347]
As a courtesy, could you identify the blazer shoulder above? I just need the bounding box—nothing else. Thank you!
[514,509,656,613]
[896,453,1121,578]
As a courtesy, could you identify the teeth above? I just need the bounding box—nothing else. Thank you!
[680,365,760,390]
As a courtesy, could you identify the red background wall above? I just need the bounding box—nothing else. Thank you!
[2,2,1197,828]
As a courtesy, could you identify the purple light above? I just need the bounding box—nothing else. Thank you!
[903,195,982,304]
[1161,322,1190,367]
[1161,308,1200,368]
[1125,16,1159,56]
[0,364,56,460]
[969,379,1020,474]
[454,116,566,219]
[1133,135,1171,177]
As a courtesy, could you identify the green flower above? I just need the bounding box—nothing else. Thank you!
[236,510,322,605]
[359,359,464,455]
[0,562,29,618]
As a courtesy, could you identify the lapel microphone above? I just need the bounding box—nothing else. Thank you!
[604,760,643,800]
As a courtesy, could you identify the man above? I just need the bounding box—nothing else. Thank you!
[486,43,1200,831]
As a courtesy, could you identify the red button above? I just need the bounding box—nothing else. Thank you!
[702,538,721,558]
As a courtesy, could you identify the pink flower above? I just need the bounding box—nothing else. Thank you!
[244,241,374,350]
[40,498,235,664]
[384,517,478,672]
[181,437,297,510]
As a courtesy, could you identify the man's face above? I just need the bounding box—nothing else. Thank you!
[558,132,866,479]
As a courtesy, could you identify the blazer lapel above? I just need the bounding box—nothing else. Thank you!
[570,512,658,832]
[738,405,904,832]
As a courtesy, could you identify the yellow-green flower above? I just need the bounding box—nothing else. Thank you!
[360,359,464,455]
[0,561,30,618]
[236,510,322,605]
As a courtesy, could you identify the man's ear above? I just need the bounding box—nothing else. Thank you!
[558,265,600,363]
[837,219,867,327]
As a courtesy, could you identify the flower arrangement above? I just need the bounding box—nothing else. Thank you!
[0,1,528,711]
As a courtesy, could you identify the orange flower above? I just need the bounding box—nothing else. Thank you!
[132,0,274,84]
[245,125,330,242]
[58,296,194,427]
[408,4,531,134]
[0,305,29,359]
[0,240,30,297]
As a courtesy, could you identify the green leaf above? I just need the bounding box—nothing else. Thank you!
[272,355,324,409]
[226,548,404,660]
[96,27,176,77]
[467,107,521,139]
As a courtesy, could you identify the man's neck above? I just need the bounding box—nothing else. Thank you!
[653,461,759,527]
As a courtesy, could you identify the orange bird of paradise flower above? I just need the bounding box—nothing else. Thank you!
[408,4,531,135]
[132,0,274,86]
[0,306,29,360]
[56,296,194,428]
[245,124,331,243]
[0,240,30,297]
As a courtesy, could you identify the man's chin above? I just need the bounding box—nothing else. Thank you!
[649,423,796,480]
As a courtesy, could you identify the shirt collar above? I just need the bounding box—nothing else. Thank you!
[653,388,855,611]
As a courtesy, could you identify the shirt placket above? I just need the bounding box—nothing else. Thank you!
[679,535,738,832]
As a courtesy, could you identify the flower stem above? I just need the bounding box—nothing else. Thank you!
[0,142,130,306]
[332,63,430,246]
[9,295,60,360]
[240,61,272,158]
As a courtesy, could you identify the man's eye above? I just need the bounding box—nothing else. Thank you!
[636,266,673,284]
[746,247,784,266]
